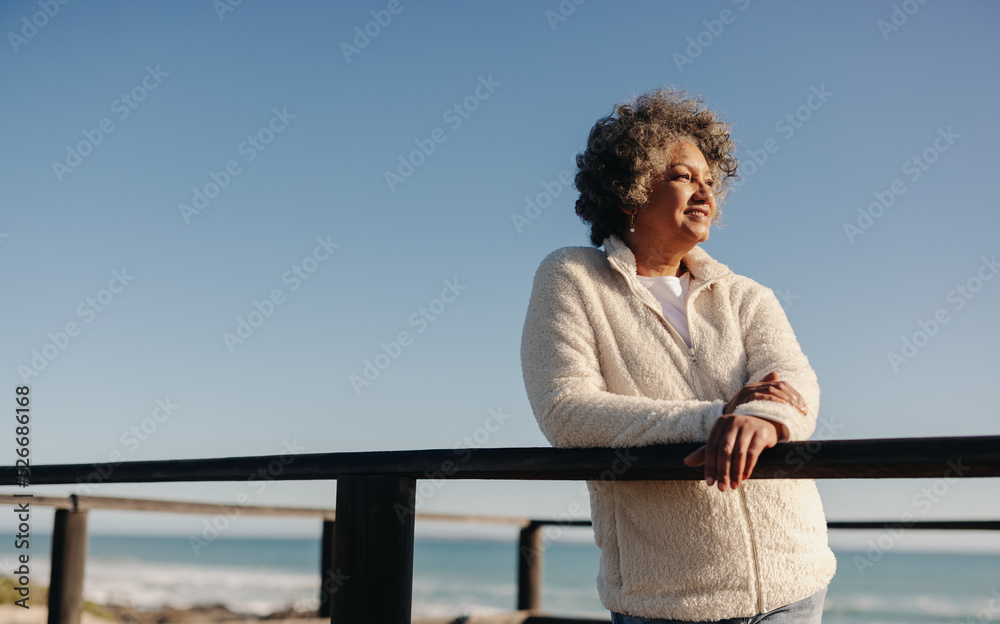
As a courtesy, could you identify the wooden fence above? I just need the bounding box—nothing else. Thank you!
[2,434,999,623]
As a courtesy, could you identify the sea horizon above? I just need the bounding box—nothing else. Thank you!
[2,532,1000,621]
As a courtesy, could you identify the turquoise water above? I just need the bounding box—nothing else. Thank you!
[2,533,999,621]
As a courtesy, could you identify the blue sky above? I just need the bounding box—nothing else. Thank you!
[2,0,999,552]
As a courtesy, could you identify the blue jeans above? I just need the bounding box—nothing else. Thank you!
[610,586,827,624]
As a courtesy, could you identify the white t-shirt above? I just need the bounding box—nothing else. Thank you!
[636,271,692,348]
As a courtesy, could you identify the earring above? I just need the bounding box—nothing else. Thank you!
[629,211,636,233]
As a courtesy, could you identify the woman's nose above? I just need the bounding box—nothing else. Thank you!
[693,180,713,200]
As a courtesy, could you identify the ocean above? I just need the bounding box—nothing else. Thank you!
[2,532,999,622]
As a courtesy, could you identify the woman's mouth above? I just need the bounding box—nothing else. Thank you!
[684,207,711,221]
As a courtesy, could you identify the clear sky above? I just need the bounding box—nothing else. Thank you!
[2,0,999,553]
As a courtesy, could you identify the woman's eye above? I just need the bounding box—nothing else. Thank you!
[705,180,715,187]
[674,173,691,181]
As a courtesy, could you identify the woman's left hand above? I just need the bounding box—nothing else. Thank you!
[682,414,780,492]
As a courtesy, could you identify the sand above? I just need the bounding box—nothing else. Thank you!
[0,604,115,624]
[0,604,554,624]
[0,604,330,624]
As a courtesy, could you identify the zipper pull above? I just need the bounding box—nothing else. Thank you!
[688,348,699,366]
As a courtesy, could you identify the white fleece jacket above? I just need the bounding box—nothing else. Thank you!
[520,235,836,620]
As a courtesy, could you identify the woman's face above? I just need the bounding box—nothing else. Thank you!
[631,141,717,247]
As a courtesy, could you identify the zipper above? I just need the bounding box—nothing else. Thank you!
[681,279,710,397]
[739,486,764,614]
[609,253,763,612]
[609,255,714,394]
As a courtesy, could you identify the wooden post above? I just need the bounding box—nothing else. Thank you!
[517,521,544,610]
[48,508,88,624]
[319,519,336,618]
[331,475,415,624]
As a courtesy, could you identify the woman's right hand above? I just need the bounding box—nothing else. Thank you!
[725,371,807,416]
[682,372,807,491]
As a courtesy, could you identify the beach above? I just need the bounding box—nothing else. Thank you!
[0,605,550,624]
[2,534,1000,622]
[0,606,111,624]
[0,605,328,624]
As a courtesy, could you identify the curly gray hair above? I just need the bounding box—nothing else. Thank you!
[574,88,739,246]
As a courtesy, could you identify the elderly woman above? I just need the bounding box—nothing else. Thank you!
[520,89,836,623]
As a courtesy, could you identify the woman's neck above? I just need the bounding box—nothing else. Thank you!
[629,241,692,278]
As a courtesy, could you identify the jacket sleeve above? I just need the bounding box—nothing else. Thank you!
[730,285,821,442]
[520,255,725,449]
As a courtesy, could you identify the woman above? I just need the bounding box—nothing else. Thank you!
[520,89,836,623]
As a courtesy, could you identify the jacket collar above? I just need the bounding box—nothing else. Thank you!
[602,235,732,284]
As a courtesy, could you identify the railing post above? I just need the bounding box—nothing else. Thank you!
[517,520,544,611]
[332,475,415,624]
[47,508,88,624]
[319,519,336,618]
